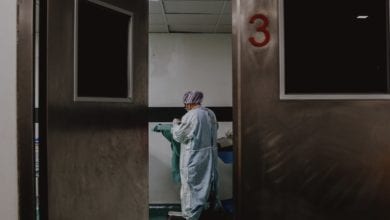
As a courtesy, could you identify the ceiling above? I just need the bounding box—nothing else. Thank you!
[149,0,232,33]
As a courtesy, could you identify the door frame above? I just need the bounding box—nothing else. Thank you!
[232,0,242,218]
[17,0,36,219]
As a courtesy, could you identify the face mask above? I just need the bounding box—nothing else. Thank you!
[184,104,190,112]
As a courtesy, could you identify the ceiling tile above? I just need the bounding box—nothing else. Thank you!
[169,24,216,33]
[223,1,231,14]
[164,1,224,14]
[219,14,231,24]
[149,14,165,25]
[166,14,219,25]
[149,1,162,14]
[164,0,229,1]
[215,24,231,33]
[148,0,231,33]
[149,24,168,33]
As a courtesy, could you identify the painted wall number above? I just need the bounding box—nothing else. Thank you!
[249,14,270,47]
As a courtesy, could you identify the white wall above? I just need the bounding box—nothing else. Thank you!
[149,33,232,204]
[149,33,232,107]
[0,0,18,219]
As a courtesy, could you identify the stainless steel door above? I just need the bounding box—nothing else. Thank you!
[233,0,390,219]
[44,0,148,219]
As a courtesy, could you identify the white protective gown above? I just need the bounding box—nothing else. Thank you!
[172,107,221,220]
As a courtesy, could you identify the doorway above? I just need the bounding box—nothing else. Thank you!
[147,0,234,219]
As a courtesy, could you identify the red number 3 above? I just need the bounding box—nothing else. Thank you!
[249,14,270,47]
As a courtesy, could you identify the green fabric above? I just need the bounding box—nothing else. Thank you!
[153,123,181,183]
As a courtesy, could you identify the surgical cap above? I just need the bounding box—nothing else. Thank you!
[183,91,204,104]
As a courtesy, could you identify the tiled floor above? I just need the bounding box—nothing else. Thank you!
[149,203,234,220]
[149,204,181,220]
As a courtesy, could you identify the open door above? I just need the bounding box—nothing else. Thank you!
[41,0,148,219]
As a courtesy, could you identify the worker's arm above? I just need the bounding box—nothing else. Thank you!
[171,113,197,144]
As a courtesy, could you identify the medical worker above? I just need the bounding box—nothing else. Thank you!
[171,91,222,220]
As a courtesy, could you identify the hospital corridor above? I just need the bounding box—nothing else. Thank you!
[3,0,390,220]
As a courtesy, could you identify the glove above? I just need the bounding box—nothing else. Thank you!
[173,118,181,125]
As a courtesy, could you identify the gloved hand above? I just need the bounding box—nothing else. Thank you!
[173,118,181,125]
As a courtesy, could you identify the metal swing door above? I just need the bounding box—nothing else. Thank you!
[42,0,148,219]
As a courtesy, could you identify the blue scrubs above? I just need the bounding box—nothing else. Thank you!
[172,107,221,220]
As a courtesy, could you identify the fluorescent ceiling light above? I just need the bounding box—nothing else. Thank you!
[356,15,369,19]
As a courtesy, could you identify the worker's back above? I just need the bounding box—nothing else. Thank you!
[190,107,218,150]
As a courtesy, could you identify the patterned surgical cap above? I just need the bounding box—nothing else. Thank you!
[183,90,204,104]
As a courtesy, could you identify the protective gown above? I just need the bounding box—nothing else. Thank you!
[172,107,221,220]
[152,123,181,183]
